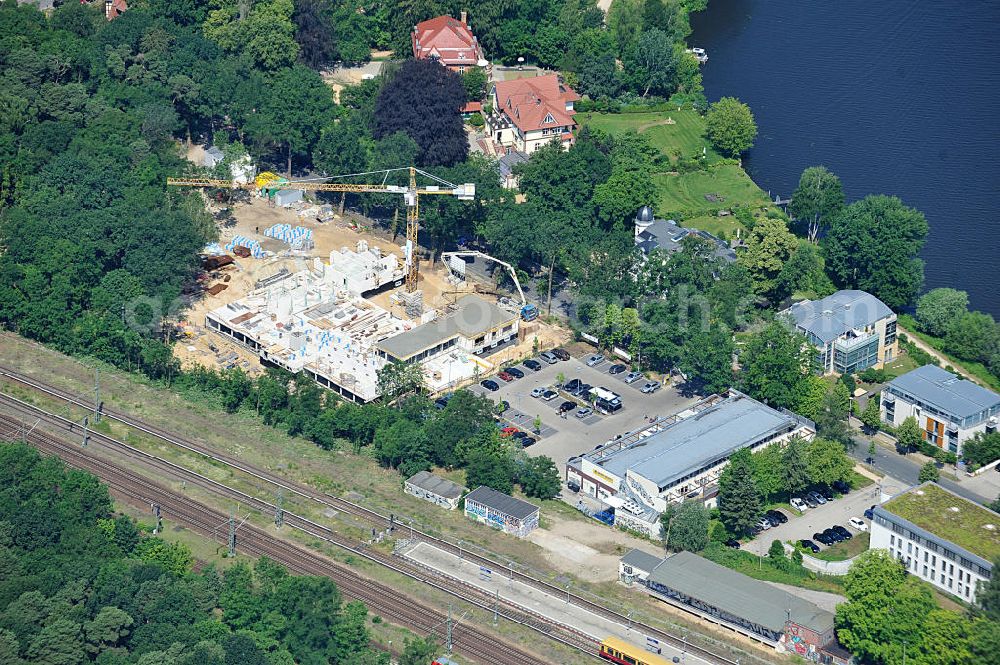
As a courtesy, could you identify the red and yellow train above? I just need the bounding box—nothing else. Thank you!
[599,636,675,665]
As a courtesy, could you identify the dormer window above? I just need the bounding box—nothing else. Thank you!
[543,113,555,124]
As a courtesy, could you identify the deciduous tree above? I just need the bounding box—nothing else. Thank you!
[918,461,940,483]
[705,97,757,157]
[860,395,882,433]
[519,457,561,499]
[788,166,844,242]
[738,320,813,410]
[895,416,922,453]
[660,500,710,552]
[915,287,969,338]
[737,216,798,300]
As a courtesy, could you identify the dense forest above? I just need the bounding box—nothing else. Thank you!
[0,442,407,665]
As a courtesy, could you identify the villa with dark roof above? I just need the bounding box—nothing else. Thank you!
[633,206,736,263]
[486,74,579,154]
[881,364,1000,455]
[782,290,898,375]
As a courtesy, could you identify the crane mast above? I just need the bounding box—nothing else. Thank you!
[167,167,474,293]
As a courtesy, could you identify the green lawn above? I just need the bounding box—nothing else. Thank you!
[811,532,870,562]
[651,166,771,234]
[576,109,724,163]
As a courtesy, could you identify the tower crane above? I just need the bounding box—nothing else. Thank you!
[167,167,475,293]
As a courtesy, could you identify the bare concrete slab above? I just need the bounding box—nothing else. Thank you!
[402,541,712,665]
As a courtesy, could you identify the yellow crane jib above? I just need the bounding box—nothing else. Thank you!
[166,167,475,293]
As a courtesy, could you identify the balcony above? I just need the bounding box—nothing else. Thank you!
[834,329,878,353]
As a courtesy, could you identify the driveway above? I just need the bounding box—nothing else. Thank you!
[743,487,882,556]
[470,352,698,466]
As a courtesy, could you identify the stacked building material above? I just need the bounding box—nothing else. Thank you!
[225,235,265,258]
[263,224,314,250]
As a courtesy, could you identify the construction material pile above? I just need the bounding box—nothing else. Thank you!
[225,235,266,258]
[263,224,314,250]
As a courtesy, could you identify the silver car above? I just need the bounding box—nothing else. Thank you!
[586,354,605,367]
[624,371,642,384]
[539,351,558,364]
[641,380,661,394]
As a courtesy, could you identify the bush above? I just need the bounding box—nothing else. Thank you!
[858,367,888,384]
[468,112,484,127]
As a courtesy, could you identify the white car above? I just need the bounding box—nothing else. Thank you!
[848,517,869,532]
[541,389,558,401]
[624,371,643,384]
[790,497,808,511]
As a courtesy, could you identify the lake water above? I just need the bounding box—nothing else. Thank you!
[690,0,1000,316]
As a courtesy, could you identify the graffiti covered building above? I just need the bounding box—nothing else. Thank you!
[463,486,539,538]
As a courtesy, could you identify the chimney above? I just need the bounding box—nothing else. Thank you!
[461,10,468,24]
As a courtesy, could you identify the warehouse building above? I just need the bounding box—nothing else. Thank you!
[464,486,539,538]
[880,364,1000,456]
[404,471,466,510]
[566,390,814,537]
[871,482,997,603]
[625,551,844,661]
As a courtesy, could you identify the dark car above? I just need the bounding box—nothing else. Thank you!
[434,397,450,410]
[552,348,571,361]
[524,359,542,371]
[803,495,818,509]
[497,400,510,413]
[766,509,788,524]
[506,367,525,379]
[520,437,537,448]
[559,400,576,413]
[724,539,741,549]
[564,378,581,392]
[511,431,529,440]
[814,531,834,546]
[864,505,876,520]
[573,383,593,397]
[832,525,852,541]
[799,539,821,553]
[480,379,500,392]
[609,363,627,374]
[823,527,844,543]
[832,480,851,494]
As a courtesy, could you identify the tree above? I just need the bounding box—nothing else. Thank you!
[860,395,882,433]
[705,97,757,158]
[737,216,798,300]
[793,375,829,422]
[918,461,940,483]
[739,321,813,410]
[961,431,1000,469]
[944,310,1000,365]
[678,322,734,395]
[374,59,468,167]
[806,438,854,487]
[836,550,909,663]
[895,416,922,453]
[464,448,515,494]
[750,443,784,501]
[915,288,969,338]
[768,539,785,560]
[978,555,1000,621]
[399,637,437,665]
[292,0,338,67]
[823,195,929,309]
[462,68,487,101]
[519,457,561,499]
[204,0,300,69]
[788,166,845,242]
[660,501,710,552]
[376,361,425,404]
[813,383,853,445]
[782,436,810,497]
[774,242,835,302]
[717,448,762,536]
[624,29,679,97]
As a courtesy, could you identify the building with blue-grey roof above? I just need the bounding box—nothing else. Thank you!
[566,390,814,537]
[782,289,898,375]
[881,364,1000,456]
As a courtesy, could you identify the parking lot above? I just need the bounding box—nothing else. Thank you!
[742,484,883,555]
[469,351,699,465]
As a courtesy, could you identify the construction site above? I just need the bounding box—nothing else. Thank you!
[171,154,569,401]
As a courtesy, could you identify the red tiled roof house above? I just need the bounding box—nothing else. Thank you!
[486,74,580,154]
[411,12,484,73]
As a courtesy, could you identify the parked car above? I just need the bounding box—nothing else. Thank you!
[832,480,851,494]
[641,380,661,394]
[511,431,529,440]
[823,528,843,543]
[558,401,576,413]
[864,505,876,520]
[766,509,788,524]
[498,400,510,413]
[576,407,593,419]
[531,387,546,398]
[524,359,542,371]
[500,427,519,438]
[624,371,643,384]
[790,497,809,511]
[803,495,818,509]
[832,525,852,541]
[609,363,627,374]
[572,383,593,397]
[541,389,558,401]
[434,397,450,410]
[586,354,606,367]
[498,371,514,382]
[564,378,581,392]
[807,491,827,505]
[755,517,772,531]
[822,489,835,503]
[481,379,500,392]
[552,348,571,361]
[520,436,537,448]
[814,531,834,546]
[540,351,558,364]
[506,367,524,379]
[799,539,821,554]
[724,539,741,549]
[848,517,868,532]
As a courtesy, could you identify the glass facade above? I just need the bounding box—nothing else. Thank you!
[833,336,879,374]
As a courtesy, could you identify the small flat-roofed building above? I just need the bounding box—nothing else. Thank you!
[641,551,836,656]
[404,471,466,510]
[618,548,663,585]
[566,390,814,537]
[871,482,998,603]
[464,486,539,537]
[881,364,1000,456]
[376,294,518,364]
[783,289,898,375]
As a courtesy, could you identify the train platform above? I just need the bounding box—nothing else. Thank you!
[399,541,712,665]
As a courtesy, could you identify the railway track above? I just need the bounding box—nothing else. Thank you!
[0,365,740,665]
[0,417,553,665]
